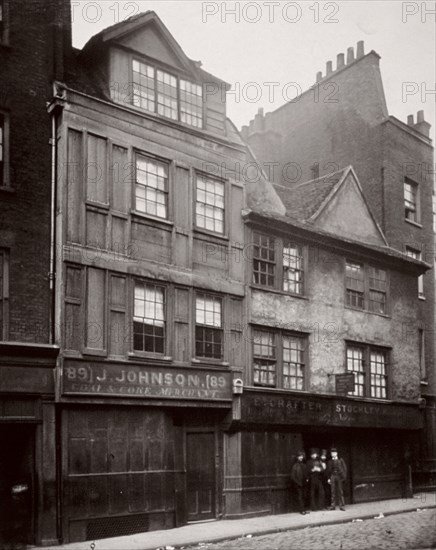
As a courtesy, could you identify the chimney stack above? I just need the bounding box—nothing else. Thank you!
[407,114,414,126]
[326,61,333,76]
[253,107,265,132]
[414,110,431,138]
[347,47,355,64]
[337,53,345,70]
[316,71,323,83]
[356,41,365,58]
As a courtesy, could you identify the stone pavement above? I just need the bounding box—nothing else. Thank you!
[47,492,436,550]
[199,509,436,550]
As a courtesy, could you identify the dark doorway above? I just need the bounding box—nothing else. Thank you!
[0,424,35,547]
[186,431,216,521]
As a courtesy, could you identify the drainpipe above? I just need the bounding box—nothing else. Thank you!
[49,104,57,345]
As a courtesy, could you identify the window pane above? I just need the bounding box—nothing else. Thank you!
[346,261,364,308]
[135,156,168,219]
[180,79,203,128]
[404,180,418,222]
[283,335,305,390]
[195,293,223,359]
[133,282,165,353]
[195,175,225,234]
[283,243,304,294]
[253,330,276,387]
[132,60,155,112]
[370,349,387,399]
[157,69,178,120]
[253,233,276,287]
[346,346,364,396]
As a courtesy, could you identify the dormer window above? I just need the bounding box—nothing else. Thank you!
[132,59,203,128]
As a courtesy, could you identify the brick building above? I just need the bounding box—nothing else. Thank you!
[242,42,435,479]
[0,0,70,545]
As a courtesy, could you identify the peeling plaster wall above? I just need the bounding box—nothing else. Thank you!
[250,245,421,402]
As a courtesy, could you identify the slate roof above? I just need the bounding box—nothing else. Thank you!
[273,167,347,222]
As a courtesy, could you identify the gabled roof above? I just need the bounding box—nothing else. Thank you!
[272,166,388,247]
[81,10,230,88]
[274,167,347,221]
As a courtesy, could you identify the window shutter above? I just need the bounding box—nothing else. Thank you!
[66,130,83,244]
[173,287,190,362]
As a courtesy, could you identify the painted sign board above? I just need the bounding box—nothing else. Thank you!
[240,390,422,430]
[62,361,232,402]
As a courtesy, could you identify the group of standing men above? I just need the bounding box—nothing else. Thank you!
[290,447,347,515]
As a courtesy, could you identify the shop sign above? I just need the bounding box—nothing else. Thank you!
[62,361,232,402]
[335,373,355,395]
[241,391,423,430]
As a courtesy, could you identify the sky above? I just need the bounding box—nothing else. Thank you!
[71,1,435,138]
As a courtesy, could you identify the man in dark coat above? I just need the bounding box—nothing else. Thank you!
[327,447,347,510]
[307,448,325,511]
[290,451,308,514]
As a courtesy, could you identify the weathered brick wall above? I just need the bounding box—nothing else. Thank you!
[0,0,70,343]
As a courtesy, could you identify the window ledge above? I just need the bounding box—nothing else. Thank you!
[131,210,174,228]
[250,285,309,300]
[0,42,11,50]
[405,219,423,229]
[0,185,15,194]
[344,305,390,319]
[191,358,230,368]
[86,201,110,211]
[128,352,173,364]
[420,379,429,386]
[193,227,229,242]
[418,295,426,301]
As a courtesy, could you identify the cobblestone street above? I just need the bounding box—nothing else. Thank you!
[190,510,436,550]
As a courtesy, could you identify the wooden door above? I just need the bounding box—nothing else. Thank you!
[186,432,216,521]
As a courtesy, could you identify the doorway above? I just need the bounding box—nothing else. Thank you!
[0,424,35,547]
[186,431,216,521]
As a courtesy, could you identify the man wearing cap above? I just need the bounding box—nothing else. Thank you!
[290,451,308,515]
[327,447,347,510]
[307,448,325,511]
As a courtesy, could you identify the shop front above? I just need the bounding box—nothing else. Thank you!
[0,343,58,547]
[60,359,233,543]
[224,389,423,517]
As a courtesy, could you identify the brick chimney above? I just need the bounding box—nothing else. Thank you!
[347,47,355,64]
[414,110,431,138]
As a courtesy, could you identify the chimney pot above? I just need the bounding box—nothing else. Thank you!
[316,71,323,82]
[407,114,414,126]
[356,41,364,58]
[347,47,355,64]
[326,61,333,75]
[337,53,345,69]
[417,110,424,123]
